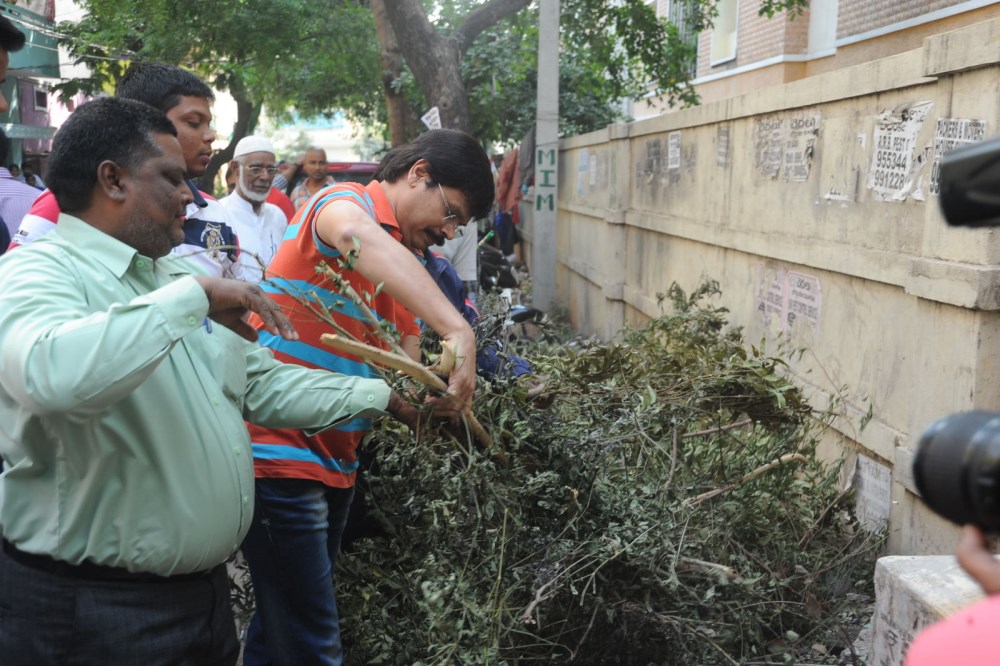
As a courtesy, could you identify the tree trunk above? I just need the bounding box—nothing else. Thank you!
[198,75,260,193]
[372,0,411,146]
[383,0,534,135]
[383,0,469,132]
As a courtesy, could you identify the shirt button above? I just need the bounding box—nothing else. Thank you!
[233,447,242,455]
[187,316,198,326]
[242,496,249,505]
[136,259,146,269]
[367,394,375,403]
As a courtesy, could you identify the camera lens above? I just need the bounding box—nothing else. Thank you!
[913,411,1000,529]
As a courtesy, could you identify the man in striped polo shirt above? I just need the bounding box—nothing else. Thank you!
[242,129,495,666]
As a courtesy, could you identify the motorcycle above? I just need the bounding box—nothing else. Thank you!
[477,233,549,343]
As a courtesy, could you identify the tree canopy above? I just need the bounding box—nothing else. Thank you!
[383,0,809,145]
[54,0,811,166]
[55,0,382,186]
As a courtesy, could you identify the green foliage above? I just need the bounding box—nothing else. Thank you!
[759,0,811,19]
[56,0,812,148]
[460,9,635,146]
[54,0,382,126]
[460,10,540,146]
[451,0,811,144]
[336,280,879,665]
[561,0,700,110]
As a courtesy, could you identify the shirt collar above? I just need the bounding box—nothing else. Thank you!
[53,213,175,279]
[364,180,401,233]
[187,180,208,208]
[224,193,261,216]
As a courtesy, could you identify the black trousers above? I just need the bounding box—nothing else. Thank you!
[0,543,238,666]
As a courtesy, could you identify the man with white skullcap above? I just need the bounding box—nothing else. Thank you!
[220,136,288,283]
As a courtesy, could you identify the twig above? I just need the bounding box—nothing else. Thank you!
[682,418,753,439]
[265,279,358,341]
[676,557,739,580]
[491,508,509,645]
[517,549,609,625]
[323,333,449,392]
[688,453,810,507]
[836,621,860,666]
[317,262,406,357]
[731,539,781,582]
[569,605,601,661]
[519,572,562,625]
[798,486,854,549]
[663,427,678,491]
[695,627,741,666]
[320,333,500,457]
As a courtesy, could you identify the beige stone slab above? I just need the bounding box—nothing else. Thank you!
[871,555,990,666]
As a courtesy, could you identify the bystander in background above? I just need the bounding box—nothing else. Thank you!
[220,136,288,283]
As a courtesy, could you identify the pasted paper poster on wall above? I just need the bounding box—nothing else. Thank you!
[783,115,819,182]
[752,112,820,182]
[930,117,987,196]
[717,125,731,168]
[855,455,891,532]
[867,101,933,201]
[755,266,822,336]
[667,131,681,170]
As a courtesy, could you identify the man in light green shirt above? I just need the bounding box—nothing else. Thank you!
[0,97,412,665]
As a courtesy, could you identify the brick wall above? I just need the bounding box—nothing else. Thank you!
[692,0,972,79]
[837,0,968,40]
[696,0,811,77]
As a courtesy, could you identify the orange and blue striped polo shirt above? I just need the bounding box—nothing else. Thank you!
[247,181,419,487]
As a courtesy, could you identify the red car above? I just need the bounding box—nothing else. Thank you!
[327,161,378,185]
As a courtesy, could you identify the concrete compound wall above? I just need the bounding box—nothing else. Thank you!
[520,18,1000,557]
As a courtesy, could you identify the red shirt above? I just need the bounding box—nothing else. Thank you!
[266,187,295,222]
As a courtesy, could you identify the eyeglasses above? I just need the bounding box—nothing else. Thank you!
[246,165,278,177]
[437,183,458,222]
[437,183,466,237]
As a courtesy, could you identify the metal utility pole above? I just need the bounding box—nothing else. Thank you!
[532,0,559,311]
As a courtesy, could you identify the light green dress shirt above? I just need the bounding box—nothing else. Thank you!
[0,214,391,576]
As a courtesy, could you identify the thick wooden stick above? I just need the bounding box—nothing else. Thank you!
[323,333,448,391]
[687,453,809,507]
[320,333,497,453]
[676,557,739,580]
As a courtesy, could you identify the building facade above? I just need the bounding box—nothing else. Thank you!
[1,1,61,173]
[636,0,1000,117]
[517,9,1000,558]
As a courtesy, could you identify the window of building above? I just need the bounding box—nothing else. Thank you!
[651,0,700,78]
[710,0,739,65]
[668,0,699,78]
[33,87,48,111]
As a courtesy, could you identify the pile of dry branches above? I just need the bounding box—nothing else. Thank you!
[327,282,880,665]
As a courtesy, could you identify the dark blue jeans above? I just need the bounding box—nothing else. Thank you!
[0,546,237,665]
[242,477,355,666]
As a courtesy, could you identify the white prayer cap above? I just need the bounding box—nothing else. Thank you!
[233,135,275,159]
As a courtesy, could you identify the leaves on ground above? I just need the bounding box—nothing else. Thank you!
[337,281,881,665]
